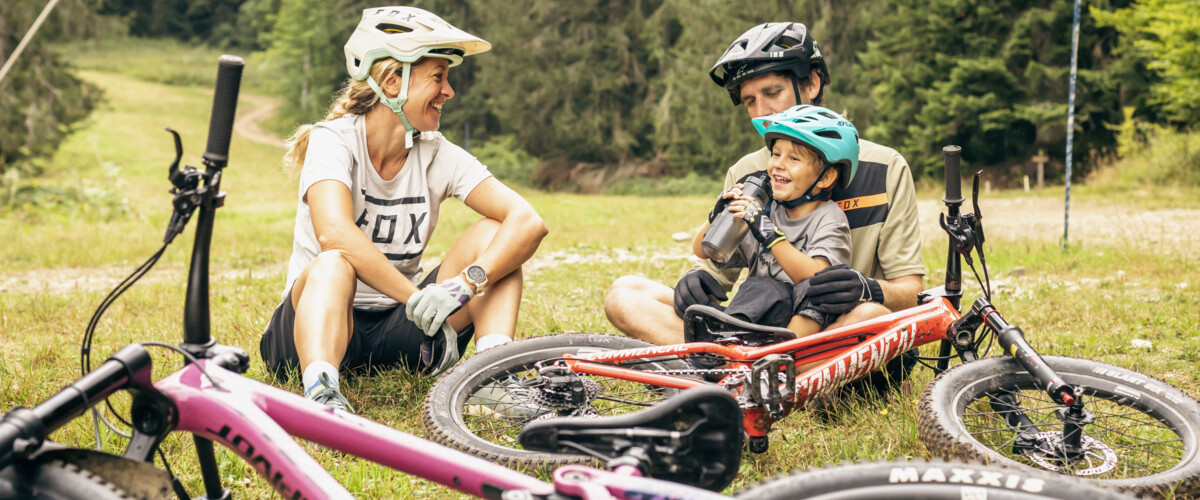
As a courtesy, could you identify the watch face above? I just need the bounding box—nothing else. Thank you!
[466,265,486,283]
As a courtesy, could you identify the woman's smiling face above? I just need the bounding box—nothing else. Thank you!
[400,58,454,132]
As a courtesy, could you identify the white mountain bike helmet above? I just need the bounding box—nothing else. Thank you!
[344,6,491,148]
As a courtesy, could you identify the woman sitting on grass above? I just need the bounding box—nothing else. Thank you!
[259,6,548,412]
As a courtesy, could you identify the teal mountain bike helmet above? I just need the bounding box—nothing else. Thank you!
[753,105,859,204]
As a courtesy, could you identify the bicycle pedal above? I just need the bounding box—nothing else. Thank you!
[746,354,796,410]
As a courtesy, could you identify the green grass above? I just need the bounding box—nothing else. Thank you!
[3,45,1200,498]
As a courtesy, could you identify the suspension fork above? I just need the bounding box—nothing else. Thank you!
[969,298,1094,459]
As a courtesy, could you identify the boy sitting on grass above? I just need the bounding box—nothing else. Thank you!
[692,104,861,337]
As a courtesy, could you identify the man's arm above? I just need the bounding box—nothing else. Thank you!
[878,274,923,311]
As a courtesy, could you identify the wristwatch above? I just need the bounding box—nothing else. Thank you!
[461,265,488,296]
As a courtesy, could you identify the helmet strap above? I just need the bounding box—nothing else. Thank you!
[777,163,833,209]
[366,62,418,149]
[791,70,824,106]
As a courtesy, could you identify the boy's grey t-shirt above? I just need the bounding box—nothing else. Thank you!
[716,200,852,284]
[284,114,492,310]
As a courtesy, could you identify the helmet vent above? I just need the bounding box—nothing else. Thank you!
[817,111,837,119]
[815,130,841,140]
[376,23,413,34]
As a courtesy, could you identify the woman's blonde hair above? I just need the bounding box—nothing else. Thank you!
[282,58,405,176]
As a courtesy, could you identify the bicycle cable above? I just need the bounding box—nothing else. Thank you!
[79,242,169,450]
[85,245,168,441]
[140,341,227,391]
[157,446,191,500]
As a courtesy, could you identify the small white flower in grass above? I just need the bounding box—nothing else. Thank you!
[1177,282,1189,289]
[1131,339,1153,349]
[671,231,690,242]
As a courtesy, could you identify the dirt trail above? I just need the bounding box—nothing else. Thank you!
[234,93,286,149]
[917,198,1200,256]
[5,196,1197,296]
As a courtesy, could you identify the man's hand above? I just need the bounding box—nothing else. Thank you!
[806,264,884,315]
[406,275,475,335]
[673,270,728,319]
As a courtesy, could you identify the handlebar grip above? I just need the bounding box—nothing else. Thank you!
[943,145,963,203]
[202,54,245,167]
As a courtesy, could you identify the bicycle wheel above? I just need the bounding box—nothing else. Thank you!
[918,355,1200,497]
[735,460,1136,499]
[0,459,133,500]
[422,333,697,471]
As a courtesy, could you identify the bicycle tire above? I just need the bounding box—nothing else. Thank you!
[735,460,1137,499]
[0,458,133,500]
[918,355,1200,497]
[422,333,696,472]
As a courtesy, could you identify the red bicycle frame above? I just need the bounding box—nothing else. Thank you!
[563,298,960,437]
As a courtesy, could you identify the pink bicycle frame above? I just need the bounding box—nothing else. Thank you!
[155,364,729,500]
[156,363,553,499]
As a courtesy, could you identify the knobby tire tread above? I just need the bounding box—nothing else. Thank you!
[0,459,133,500]
[421,333,693,474]
[735,459,1139,499]
[917,355,1200,498]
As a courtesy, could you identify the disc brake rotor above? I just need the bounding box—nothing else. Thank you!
[1022,431,1118,476]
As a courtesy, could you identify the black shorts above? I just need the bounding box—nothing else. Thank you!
[259,265,474,380]
[723,277,834,329]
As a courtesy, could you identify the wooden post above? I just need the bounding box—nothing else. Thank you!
[1031,149,1050,190]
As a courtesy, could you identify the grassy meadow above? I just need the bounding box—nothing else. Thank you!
[2,40,1198,498]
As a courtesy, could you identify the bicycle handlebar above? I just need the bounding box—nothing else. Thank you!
[0,345,154,469]
[201,55,244,167]
[943,145,963,204]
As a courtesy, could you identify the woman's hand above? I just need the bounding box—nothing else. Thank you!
[406,276,475,334]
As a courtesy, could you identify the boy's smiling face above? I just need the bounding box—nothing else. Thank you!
[768,139,836,203]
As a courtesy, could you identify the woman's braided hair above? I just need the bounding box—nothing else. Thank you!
[281,58,405,176]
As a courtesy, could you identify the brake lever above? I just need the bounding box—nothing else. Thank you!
[971,171,985,248]
[166,128,183,181]
[162,128,204,244]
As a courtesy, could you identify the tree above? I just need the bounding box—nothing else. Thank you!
[856,0,1138,179]
[1093,0,1200,125]
[0,0,104,177]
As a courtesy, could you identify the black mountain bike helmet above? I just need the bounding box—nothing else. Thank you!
[709,22,831,106]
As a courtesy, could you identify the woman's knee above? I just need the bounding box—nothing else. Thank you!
[293,251,357,302]
[308,251,356,280]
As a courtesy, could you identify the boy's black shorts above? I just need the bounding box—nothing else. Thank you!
[722,276,834,329]
[259,265,474,380]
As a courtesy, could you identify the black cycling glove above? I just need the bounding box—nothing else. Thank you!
[806,264,885,315]
[673,270,728,319]
[741,199,787,250]
[708,188,736,223]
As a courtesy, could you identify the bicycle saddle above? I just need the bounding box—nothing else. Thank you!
[518,384,743,492]
[683,304,796,346]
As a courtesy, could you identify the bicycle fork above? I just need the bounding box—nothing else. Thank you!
[951,298,1095,462]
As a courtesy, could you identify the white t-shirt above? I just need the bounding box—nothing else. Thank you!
[283,114,492,310]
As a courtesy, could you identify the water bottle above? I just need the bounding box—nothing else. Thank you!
[701,174,771,263]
